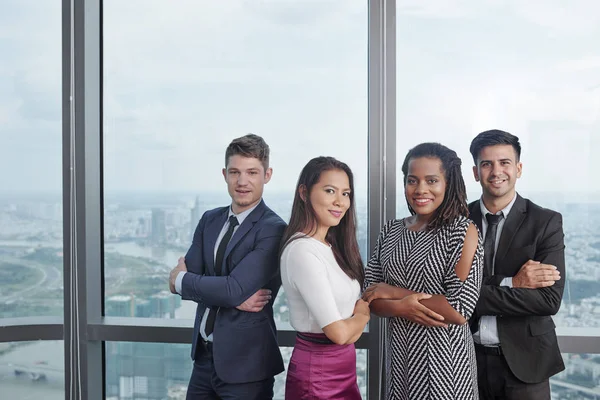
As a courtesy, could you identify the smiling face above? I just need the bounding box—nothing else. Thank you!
[306,169,351,235]
[473,144,522,206]
[222,155,272,214]
[405,157,447,221]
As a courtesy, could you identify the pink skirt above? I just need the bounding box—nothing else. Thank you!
[285,333,361,400]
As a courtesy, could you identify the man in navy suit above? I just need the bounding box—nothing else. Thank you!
[169,134,285,399]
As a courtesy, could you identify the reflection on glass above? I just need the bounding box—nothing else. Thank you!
[106,344,366,399]
[0,2,62,319]
[551,353,600,399]
[0,341,64,398]
[396,1,600,329]
[103,1,368,322]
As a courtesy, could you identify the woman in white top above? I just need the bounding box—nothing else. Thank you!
[280,156,370,400]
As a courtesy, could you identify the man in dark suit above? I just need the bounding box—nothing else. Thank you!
[468,129,565,400]
[169,134,285,399]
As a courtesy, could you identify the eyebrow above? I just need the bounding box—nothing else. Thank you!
[323,184,351,191]
[228,167,260,172]
[479,158,513,165]
[407,174,441,179]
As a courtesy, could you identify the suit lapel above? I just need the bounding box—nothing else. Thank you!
[222,200,267,270]
[469,201,483,237]
[495,194,527,263]
[206,208,228,275]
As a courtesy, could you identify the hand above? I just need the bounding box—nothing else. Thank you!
[353,298,371,318]
[398,293,447,328]
[169,257,187,294]
[236,289,272,312]
[362,283,399,303]
[512,260,561,289]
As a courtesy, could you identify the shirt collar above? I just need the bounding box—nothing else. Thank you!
[228,200,261,226]
[479,193,517,219]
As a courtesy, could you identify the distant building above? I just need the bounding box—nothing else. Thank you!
[190,196,202,239]
[151,209,167,245]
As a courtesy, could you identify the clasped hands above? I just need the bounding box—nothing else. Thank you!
[168,257,272,312]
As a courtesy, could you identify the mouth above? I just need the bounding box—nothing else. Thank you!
[488,178,506,187]
[413,198,433,206]
[329,210,343,218]
[235,189,251,195]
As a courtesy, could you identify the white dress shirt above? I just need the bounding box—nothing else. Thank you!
[175,203,258,341]
[473,194,517,346]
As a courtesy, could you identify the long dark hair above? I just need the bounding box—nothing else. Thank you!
[280,156,364,285]
[401,143,469,231]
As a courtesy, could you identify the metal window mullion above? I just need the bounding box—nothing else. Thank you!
[64,0,103,399]
[367,0,396,399]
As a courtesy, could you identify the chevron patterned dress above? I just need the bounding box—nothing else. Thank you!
[365,216,483,400]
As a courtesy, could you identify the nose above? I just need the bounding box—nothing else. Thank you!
[334,192,345,207]
[237,173,249,185]
[491,162,502,177]
[415,181,428,194]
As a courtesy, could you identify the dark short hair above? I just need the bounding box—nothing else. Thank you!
[401,142,469,231]
[280,156,364,285]
[225,134,270,171]
[469,129,521,165]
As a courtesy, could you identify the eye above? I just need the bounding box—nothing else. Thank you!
[342,192,351,197]
[481,162,491,168]
[427,179,438,184]
[325,188,335,194]
[249,171,258,175]
[407,178,416,185]
[501,161,511,165]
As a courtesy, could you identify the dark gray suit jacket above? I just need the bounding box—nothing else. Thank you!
[181,199,285,384]
[469,194,565,383]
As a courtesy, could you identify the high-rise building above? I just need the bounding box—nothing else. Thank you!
[190,196,201,239]
[151,208,167,245]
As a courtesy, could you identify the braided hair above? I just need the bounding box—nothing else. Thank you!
[401,142,469,231]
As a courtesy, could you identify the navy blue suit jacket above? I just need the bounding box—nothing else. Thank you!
[180,199,286,384]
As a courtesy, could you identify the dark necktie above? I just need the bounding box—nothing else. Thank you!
[204,215,239,337]
[483,213,503,277]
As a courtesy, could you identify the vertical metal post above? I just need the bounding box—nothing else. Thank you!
[368,0,396,398]
[63,0,103,398]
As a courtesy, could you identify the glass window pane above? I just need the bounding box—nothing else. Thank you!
[0,340,64,398]
[0,1,62,318]
[103,0,368,332]
[106,343,366,399]
[396,2,600,330]
[552,353,600,399]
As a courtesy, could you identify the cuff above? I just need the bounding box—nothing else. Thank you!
[500,277,513,288]
[175,271,186,295]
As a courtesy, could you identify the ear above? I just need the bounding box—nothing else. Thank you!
[472,165,480,182]
[222,168,227,181]
[298,184,308,202]
[516,161,522,179]
[264,167,273,184]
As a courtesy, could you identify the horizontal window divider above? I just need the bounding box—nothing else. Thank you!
[86,317,372,348]
[0,317,63,342]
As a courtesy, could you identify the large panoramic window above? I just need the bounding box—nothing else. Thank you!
[396,1,600,396]
[0,1,63,319]
[103,0,368,396]
[0,1,63,396]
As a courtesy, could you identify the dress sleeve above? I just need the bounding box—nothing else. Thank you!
[364,220,392,290]
[443,218,484,320]
[285,241,344,329]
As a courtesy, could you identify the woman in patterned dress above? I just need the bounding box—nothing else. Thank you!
[363,142,484,400]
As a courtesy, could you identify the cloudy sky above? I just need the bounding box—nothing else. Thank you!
[1,0,599,203]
